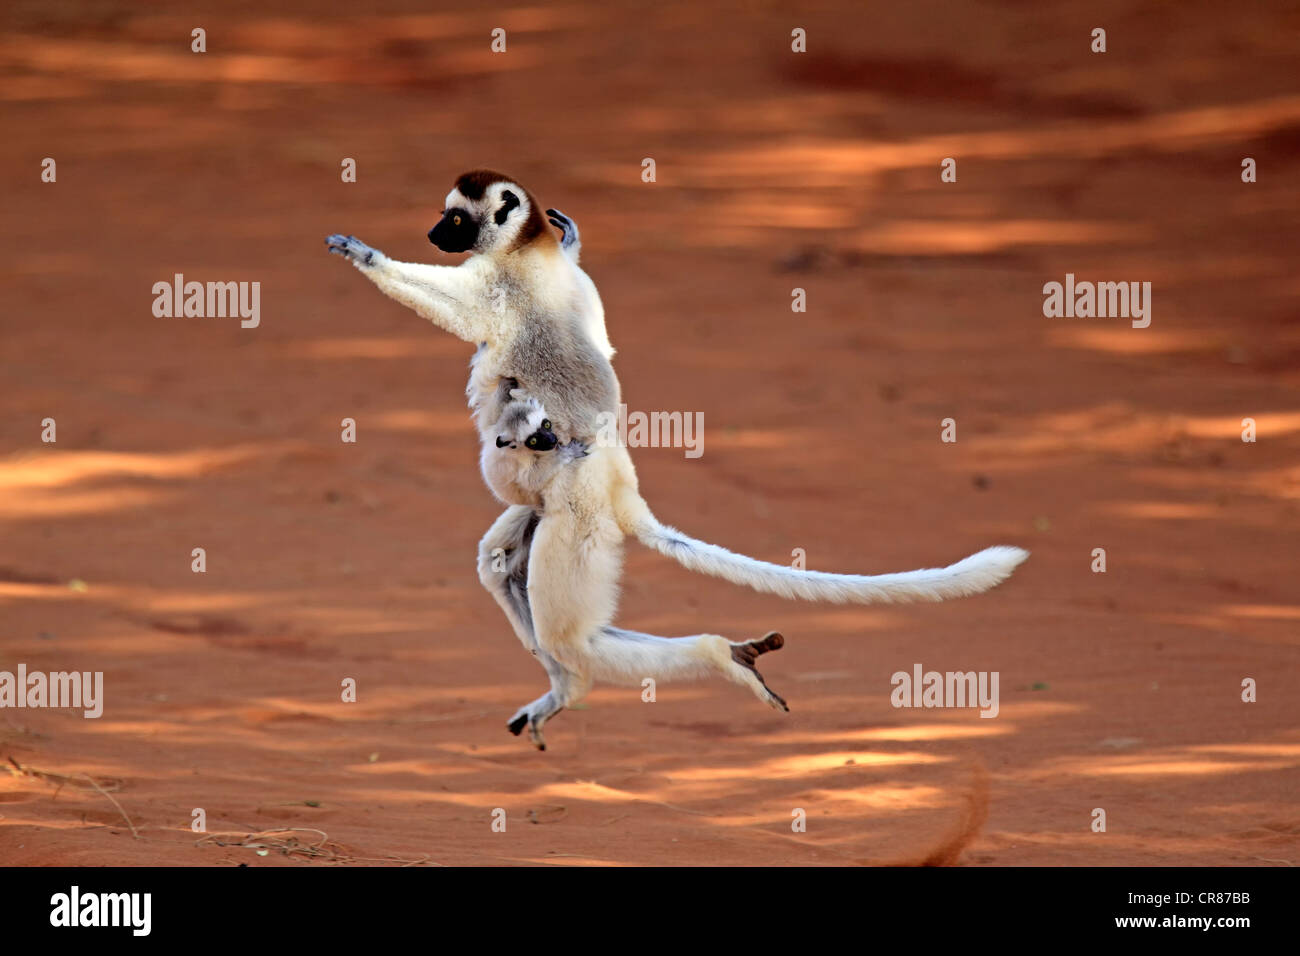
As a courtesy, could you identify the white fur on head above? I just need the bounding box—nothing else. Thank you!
[496,395,550,446]
[444,169,549,255]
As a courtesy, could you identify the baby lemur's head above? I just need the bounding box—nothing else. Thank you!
[494,397,558,453]
[429,169,551,257]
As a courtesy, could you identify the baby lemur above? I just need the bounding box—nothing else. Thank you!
[480,389,587,509]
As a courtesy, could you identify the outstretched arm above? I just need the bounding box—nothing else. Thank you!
[326,234,489,344]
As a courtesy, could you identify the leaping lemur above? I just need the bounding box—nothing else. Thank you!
[326,169,1028,749]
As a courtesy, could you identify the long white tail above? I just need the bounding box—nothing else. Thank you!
[617,492,1027,605]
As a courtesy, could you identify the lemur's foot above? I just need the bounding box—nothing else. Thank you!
[730,631,789,712]
[545,208,580,251]
[507,696,562,751]
[325,234,382,268]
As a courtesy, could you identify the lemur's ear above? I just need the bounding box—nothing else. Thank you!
[495,190,520,225]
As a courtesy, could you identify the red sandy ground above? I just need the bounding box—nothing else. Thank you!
[1,1,1298,866]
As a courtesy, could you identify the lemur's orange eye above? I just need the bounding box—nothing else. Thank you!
[453,215,462,226]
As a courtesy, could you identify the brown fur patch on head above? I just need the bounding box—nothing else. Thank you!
[454,169,551,252]
[455,168,511,201]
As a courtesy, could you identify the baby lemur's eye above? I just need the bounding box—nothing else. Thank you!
[453,215,462,226]
[541,419,551,430]
[526,436,538,448]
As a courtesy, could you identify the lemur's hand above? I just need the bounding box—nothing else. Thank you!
[559,440,589,462]
[325,234,384,268]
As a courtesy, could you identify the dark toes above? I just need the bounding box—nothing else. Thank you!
[508,713,528,736]
[731,631,786,668]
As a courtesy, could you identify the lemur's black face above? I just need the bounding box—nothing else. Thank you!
[428,207,479,253]
[524,425,559,451]
[495,419,558,452]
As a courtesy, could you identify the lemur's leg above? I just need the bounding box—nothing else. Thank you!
[526,505,788,718]
[526,506,624,680]
[505,670,593,751]
[476,505,540,648]
[592,626,789,711]
[545,208,581,262]
[476,505,587,750]
[325,234,489,344]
